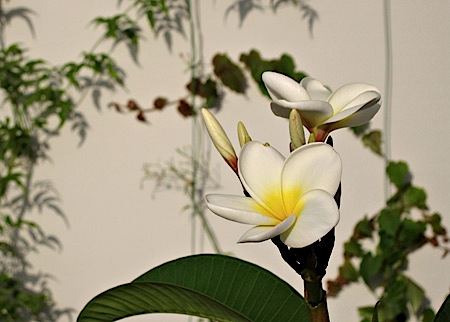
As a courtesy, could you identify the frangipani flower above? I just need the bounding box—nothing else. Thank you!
[205,141,342,248]
[262,72,381,141]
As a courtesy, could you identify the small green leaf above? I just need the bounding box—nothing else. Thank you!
[349,123,369,136]
[212,53,247,94]
[404,276,425,315]
[362,130,383,156]
[146,10,155,29]
[78,254,310,322]
[403,186,428,210]
[354,216,375,239]
[435,294,450,322]
[239,49,307,97]
[339,259,358,282]
[344,238,364,257]
[378,208,401,236]
[426,213,446,235]
[377,278,408,321]
[360,253,383,290]
[421,307,435,322]
[386,161,410,189]
[398,219,426,245]
[358,305,375,322]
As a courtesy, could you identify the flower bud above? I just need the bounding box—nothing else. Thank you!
[201,108,238,173]
[289,109,306,150]
[237,121,252,148]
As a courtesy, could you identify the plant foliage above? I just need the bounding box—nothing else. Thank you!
[78,254,310,322]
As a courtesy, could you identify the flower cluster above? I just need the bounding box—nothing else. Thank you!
[262,72,381,142]
[202,72,380,248]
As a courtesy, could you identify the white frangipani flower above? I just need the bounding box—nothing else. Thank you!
[205,141,342,248]
[262,72,381,141]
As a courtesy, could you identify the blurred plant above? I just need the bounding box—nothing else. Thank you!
[0,0,136,319]
[328,128,450,322]
[0,41,76,322]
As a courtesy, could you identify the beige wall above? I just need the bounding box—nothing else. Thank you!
[8,1,450,321]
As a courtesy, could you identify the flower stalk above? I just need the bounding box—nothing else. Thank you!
[271,137,340,321]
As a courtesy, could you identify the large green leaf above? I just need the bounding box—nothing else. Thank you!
[435,294,450,322]
[77,254,309,322]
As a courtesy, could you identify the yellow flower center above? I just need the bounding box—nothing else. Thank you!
[259,186,303,221]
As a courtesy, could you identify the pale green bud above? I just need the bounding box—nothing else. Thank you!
[237,121,252,148]
[201,108,238,173]
[289,109,306,150]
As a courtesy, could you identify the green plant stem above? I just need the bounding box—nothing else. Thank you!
[0,0,5,50]
[303,279,329,322]
[383,0,393,200]
[194,207,222,254]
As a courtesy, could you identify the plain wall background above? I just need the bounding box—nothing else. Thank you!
[6,1,450,321]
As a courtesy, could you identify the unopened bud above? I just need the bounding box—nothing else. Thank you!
[201,108,238,173]
[289,109,305,150]
[178,100,194,117]
[237,122,252,148]
[127,99,140,111]
[153,97,168,110]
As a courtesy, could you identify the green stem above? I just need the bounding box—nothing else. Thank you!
[194,207,223,254]
[303,279,330,322]
[383,0,393,200]
[0,0,5,50]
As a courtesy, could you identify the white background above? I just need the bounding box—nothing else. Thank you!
[7,1,450,321]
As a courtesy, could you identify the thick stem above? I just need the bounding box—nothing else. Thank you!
[271,137,338,321]
[303,279,330,322]
[306,298,330,322]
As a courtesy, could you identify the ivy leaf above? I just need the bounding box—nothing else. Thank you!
[186,77,220,108]
[404,276,426,315]
[239,49,307,97]
[212,53,247,94]
[378,208,401,237]
[398,219,426,245]
[403,186,428,210]
[362,130,383,156]
[354,216,375,239]
[360,253,383,290]
[349,123,370,136]
[386,161,410,189]
[77,254,310,322]
[377,278,409,321]
[343,238,364,258]
[339,259,358,282]
[426,213,447,236]
[358,305,375,322]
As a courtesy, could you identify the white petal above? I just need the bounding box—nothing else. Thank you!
[238,214,296,243]
[280,190,339,248]
[322,102,381,131]
[338,90,381,113]
[300,77,332,101]
[262,72,310,101]
[281,143,341,209]
[238,141,285,219]
[270,100,333,129]
[205,194,278,225]
[328,83,380,114]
